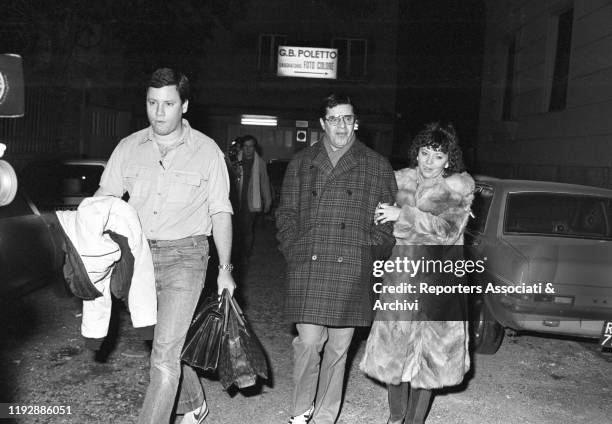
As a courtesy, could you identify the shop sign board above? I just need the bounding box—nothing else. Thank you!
[277,46,337,79]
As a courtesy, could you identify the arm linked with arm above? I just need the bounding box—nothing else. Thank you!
[370,162,398,260]
[394,172,474,245]
[394,204,470,245]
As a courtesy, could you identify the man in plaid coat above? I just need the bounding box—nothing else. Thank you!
[276,93,397,424]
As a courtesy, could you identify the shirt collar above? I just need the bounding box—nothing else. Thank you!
[139,119,195,151]
[322,134,355,156]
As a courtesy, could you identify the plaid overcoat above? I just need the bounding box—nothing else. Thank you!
[276,139,397,327]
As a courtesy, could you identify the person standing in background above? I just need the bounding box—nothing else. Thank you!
[236,135,272,264]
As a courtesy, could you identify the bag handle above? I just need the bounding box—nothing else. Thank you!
[228,296,246,328]
[220,289,248,332]
[221,289,231,332]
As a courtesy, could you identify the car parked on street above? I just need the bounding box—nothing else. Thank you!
[0,54,65,297]
[0,188,63,297]
[465,176,612,354]
[19,159,106,211]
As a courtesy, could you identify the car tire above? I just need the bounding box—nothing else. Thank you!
[471,296,504,354]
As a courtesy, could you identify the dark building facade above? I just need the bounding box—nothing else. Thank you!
[478,0,612,188]
[1,0,400,166]
[190,0,400,161]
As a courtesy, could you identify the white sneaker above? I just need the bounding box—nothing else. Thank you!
[180,400,209,424]
[288,404,314,424]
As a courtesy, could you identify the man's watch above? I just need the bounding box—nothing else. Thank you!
[218,263,234,272]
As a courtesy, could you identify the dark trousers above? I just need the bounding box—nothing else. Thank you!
[237,208,256,259]
[388,383,432,424]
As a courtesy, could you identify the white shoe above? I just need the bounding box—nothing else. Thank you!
[288,404,314,424]
[180,400,209,424]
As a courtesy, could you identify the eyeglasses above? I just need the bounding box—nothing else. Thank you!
[324,114,356,126]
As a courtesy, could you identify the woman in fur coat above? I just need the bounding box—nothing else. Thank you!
[360,122,475,424]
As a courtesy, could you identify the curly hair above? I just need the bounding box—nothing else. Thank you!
[408,122,466,176]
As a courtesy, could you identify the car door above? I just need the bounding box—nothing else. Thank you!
[0,190,60,296]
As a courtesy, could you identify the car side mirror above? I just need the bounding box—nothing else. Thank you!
[0,54,24,118]
[0,53,25,206]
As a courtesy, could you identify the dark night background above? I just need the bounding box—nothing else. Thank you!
[1,0,486,166]
[396,0,485,154]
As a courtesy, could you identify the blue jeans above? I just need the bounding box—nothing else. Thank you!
[137,236,209,424]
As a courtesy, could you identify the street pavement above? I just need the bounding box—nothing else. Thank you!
[0,219,610,423]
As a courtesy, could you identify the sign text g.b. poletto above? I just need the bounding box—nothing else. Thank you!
[277,46,337,80]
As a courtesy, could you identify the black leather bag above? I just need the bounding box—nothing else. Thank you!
[217,293,268,390]
[181,292,226,371]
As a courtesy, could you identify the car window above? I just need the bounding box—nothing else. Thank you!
[467,185,494,234]
[0,191,34,219]
[58,164,104,196]
[20,162,105,210]
[504,192,612,240]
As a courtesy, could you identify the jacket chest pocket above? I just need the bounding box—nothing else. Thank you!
[167,170,203,203]
[125,166,153,200]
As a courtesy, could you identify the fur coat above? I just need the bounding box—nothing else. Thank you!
[360,167,474,389]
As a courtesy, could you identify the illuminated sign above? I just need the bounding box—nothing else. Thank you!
[241,114,277,126]
[277,46,337,79]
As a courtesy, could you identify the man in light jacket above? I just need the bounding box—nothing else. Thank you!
[236,135,271,262]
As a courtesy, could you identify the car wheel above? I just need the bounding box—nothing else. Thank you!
[471,296,504,354]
